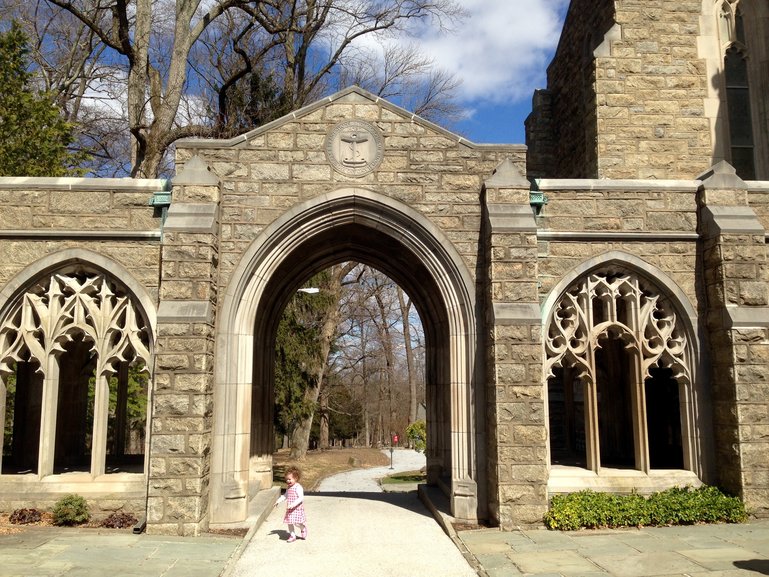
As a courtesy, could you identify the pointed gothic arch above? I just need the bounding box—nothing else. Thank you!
[0,250,155,483]
[209,188,484,524]
[543,252,712,493]
[704,0,769,178]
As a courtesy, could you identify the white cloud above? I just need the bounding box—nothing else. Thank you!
[405,0,568,104]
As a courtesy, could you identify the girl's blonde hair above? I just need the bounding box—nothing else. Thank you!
[285,466,302,480]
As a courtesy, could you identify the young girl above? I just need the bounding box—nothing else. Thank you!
[274,466,307,543]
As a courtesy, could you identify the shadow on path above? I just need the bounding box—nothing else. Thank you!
[734,559,769,575]
[307,489,433,518]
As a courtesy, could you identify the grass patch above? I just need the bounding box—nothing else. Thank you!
[380,470,426,484]
[273,447,390,490]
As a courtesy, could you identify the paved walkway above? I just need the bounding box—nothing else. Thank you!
[460,520,769,577]
[225,448,476,577]
[0,527,238,577]
[1,450,769,577]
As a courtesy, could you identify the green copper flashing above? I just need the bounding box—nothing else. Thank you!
[147,180,172,231]
[530,190,548,214]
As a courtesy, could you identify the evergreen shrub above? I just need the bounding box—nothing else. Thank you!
[544,486,747,530]
[405,420,426,453]
[52,494,90,526]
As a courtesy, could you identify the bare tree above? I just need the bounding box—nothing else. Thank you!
[397,287,419,424]
[4,0,132,175]
[288,262,357,460]
[339,42,462,122]
[330,264,424,446]
[31,0,463,177]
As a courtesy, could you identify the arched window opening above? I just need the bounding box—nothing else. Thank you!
[714,0,765,179]
[734,5,747,42]
[55,337,95,473]
[106,360,149,473]
[645,366,684,469]
[724,45,755,179]
[596,337,635,468]
[545,267,693,474]
[2,362,43,474]
[547,366,586,467]
[0,271,151,478]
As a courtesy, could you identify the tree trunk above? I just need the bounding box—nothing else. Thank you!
[374,290,396,444]
[289,381,318,460]
[319,385,329,449]
[289,263,354,459]
[398,288,418,424]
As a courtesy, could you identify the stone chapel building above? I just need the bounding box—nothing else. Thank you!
[0,0,767,535]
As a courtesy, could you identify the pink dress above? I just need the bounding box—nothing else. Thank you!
[283,483,307,525]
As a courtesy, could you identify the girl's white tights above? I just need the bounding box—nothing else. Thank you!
[288,523,306,537]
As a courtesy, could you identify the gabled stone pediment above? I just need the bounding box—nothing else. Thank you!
[177,85,516,150]
[174,84,525,185]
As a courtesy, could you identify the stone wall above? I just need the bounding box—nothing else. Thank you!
[530,0,714,180]
[526,0,615,178]
[147,171,220,536]
[0,178,164,294]
[535,178,701,306]
[595,0,711,179]
[700,166,769,517]
[483,162,547,527]
[0,177,164,520]
[177,94,526,291]
[524,89,555,180]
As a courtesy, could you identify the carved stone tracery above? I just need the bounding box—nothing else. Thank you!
[0,273,150,376]
[545,269,691,388]
[0,273,151,478]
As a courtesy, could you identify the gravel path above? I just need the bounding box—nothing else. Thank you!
[315,448,426,492]
[227,448,477,577]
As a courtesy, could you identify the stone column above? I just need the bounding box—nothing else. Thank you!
[699,161,769,517]
[483,159,547,528]
[38,357,60,477]
[147,157,221,535]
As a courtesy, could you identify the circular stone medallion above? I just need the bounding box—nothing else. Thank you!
[325,120,384,177]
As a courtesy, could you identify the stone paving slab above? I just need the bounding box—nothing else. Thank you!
[0,528,240,577]
[588,551,706,576]
[509,549,601,574]
[456,520,769,577]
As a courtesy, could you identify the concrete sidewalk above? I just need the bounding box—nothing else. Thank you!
[225,490,477,577]
[223,448,476,577]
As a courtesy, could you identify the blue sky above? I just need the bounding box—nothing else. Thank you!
[453,101,536,145]
[404,0,569,145]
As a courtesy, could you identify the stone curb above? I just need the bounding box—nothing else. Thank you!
[418,484,489,577]
[218,486,280,577]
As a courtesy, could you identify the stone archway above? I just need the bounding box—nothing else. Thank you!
[210,188,484,524]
